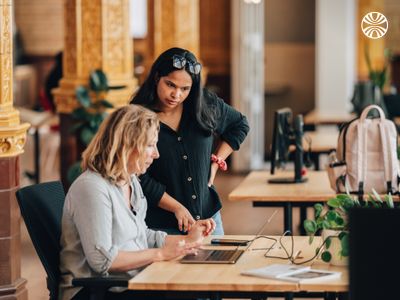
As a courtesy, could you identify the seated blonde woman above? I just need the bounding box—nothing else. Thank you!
[59,105,215,300]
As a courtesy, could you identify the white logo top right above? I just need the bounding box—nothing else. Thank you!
[361,12,388,39]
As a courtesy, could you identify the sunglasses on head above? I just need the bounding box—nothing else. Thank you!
[172,54,202,75]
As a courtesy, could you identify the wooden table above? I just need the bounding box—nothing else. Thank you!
[18,107,58,183]
[304,109,355,127]
[128,235,348,300]
[228,171,335,233]
[291,126,339,170]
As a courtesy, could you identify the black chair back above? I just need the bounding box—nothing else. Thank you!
[349,208,400,300]
[16,181,65,300]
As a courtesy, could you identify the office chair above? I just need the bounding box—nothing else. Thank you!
[349,208,400,300]
[16,181,128,300]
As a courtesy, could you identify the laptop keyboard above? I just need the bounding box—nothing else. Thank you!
[208,250,239,261]
[180,249,244,263]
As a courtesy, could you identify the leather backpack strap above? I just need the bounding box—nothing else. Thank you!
[379,122,394,193]
[356,122,367,196]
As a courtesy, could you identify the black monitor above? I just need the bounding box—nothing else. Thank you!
[349,208,400,300]
[269,107,307,183]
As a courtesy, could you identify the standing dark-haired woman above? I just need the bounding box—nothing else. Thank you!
[131,47,249,235]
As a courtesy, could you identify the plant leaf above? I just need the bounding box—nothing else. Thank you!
[340,233,349,257]
[385,194,394,208]
[304,220,317,235]
[76,86,91,107]
[327,210,338,222]
[369,196,380,208]
[335,216,344,227]
[80,127,95,146]
[371,189,383,203]
[321,220,330,229]
[327,198,341,208]
[72,107,90,120]
[99,99,114,108]
[325,236,332,249]
[90,69,109,92]
[364,44,372,73]
[321,251,331,262]
[314,203,323,219]
[69,122,84,134]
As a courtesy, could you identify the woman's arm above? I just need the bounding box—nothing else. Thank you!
[205,90,250,186]
[158,192,195,232]
[110,218,217,273]
[109,239,201,273]
[208,141,234,186]
[208,90,250,151]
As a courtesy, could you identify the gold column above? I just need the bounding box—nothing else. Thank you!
[0,0,29,298]
[153,0,200,59]
[53,0,137,187]
[53,0,136,113]
[357,0,385,81]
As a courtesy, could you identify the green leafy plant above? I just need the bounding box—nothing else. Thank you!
[364,45,392,91]
[67,69,114,184]
[303,191,394,263]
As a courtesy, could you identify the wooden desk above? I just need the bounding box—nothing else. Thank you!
[304,110,355,126]
[129,235,348,299]
[18,107,58,183]
[228,171,335,233]
[291,127,339,170]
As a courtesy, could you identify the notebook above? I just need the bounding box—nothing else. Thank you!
[180,210,278,264]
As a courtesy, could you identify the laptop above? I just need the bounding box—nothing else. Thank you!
[180,210,278,264]
[349,208,400,300]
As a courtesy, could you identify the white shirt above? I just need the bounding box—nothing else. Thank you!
[58,170,167,300]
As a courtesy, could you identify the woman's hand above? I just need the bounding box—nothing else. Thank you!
[208,162,219,187]
[174,205,195,232]
[158,239,201,261]
[186,218,216,243]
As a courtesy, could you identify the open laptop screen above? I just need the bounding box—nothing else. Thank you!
[349,208,400,300]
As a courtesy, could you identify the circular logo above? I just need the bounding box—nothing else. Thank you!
[361,12,388,39]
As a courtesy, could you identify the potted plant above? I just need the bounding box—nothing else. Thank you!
[352,46,393,116]
[67,69,114,184]
[303,191,394,265]
[364,45,392,92]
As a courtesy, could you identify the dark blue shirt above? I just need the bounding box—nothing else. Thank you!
[140,89,249,229]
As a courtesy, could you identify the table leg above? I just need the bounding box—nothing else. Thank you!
[311,152,320,170]
[284,202,292,233]
[210,292,222,300]
[34,129,40,184]
[300,206,307,235]
[285,292,293,300]
[325,292,337,300]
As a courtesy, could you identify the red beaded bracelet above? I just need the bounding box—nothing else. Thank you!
[211,154,228,171]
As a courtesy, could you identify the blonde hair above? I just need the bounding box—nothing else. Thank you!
[82,105,159,184]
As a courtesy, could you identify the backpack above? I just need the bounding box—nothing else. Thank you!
[327,105,400,195]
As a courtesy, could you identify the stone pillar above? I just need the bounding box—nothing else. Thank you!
[231,0,265,171]
[315,0,356,114]
[0,0,30,299]
[53,0,137,188]
[153,0,200,58]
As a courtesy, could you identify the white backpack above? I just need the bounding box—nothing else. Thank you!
[327,105,400,195]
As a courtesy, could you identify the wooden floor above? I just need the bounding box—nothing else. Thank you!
[19,135,309,299]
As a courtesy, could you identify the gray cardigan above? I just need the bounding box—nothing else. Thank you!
[58,170,167,300]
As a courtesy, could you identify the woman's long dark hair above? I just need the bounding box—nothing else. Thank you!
[130,47,216,134]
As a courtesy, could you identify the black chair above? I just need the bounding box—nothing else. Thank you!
[349,208,400,300]
[16,181,128,300]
